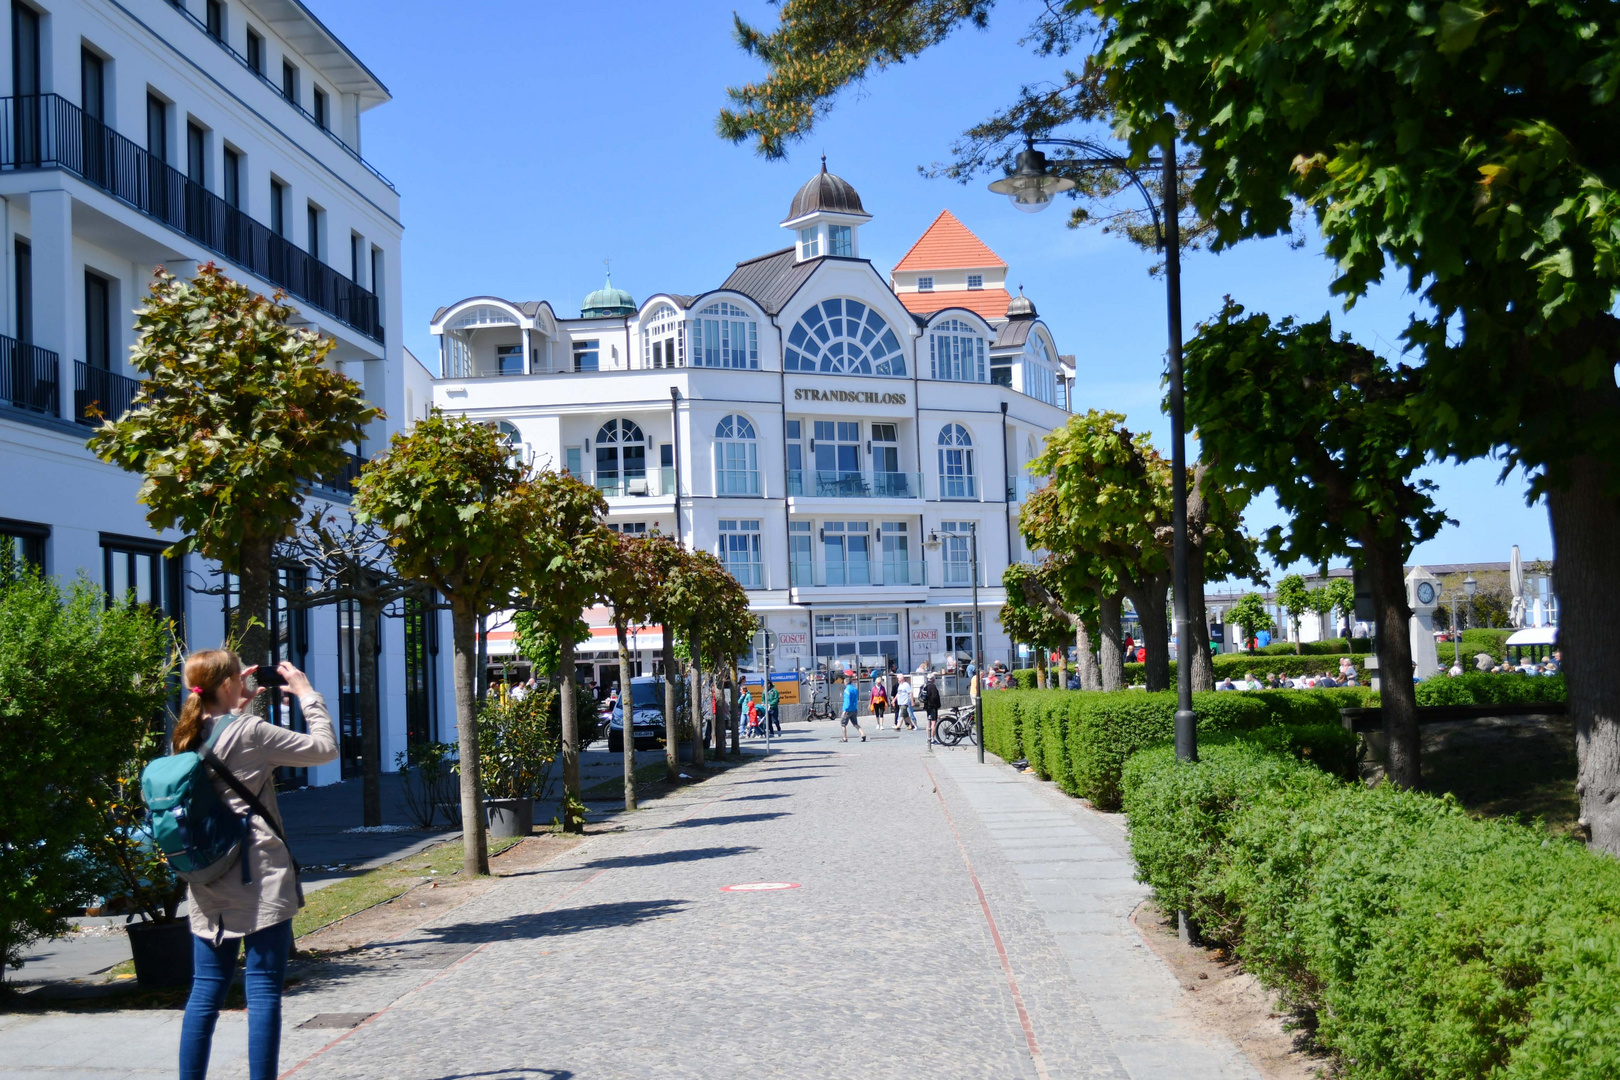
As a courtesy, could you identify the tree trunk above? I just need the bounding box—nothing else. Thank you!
[712,666,727,759]
[616,623,636,812]
[1293,617,1303,655]
[1548,458,1620,852]
[662,635,680,782]
[234,535,275,719]
[1097,589,1125,692]
[1127,577,1172,693]
[1034,648,1046,689]
[688,632,705,770]
[558,634,581,830]
[450,601,489,876]
[1364,542,1420,789]
[358,598,382,828]
[1076,624,1101,691]
[1184,544,1216,693]
[728,658,742,755]
[1056,647,1068,689]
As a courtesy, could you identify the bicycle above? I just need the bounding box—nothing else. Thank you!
[935,705,978,747]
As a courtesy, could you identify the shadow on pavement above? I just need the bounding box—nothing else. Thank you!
[725,792,791,802]
[574,845,760,870]
[665,812,786,829]
[735,775,826,784]
[396,900,689,948]
[425,1071,573,1079]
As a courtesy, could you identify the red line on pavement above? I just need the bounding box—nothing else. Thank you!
[279,787,734,1079]
[923,761,1052,1080]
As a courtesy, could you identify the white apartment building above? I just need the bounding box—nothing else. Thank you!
[0,0,448,786]
[432,164,1076,684]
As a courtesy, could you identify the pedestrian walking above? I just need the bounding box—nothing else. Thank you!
[173,649,337,1080]
[870,677,888,728]
[764,682,782,735]
[840,677,865,742]
[893,677,916,730]
[921,674,942,744]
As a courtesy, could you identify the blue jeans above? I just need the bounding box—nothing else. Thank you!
[179,919,294,1080]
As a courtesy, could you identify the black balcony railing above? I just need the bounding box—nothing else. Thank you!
[0,334,60,415]
[74,361,140,426]
[0,95,383,343]
[163,0,397,192]
[313,450,367,496]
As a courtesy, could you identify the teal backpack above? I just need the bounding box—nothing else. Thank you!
[141,715,252,885]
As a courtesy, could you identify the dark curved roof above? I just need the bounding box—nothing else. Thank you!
[1006,292,1037,318]
[994,318,1040,348]
[720,247,825,314]
[784,157,870,222]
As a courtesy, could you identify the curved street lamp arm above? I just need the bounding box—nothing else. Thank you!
[1028,136,1166,251]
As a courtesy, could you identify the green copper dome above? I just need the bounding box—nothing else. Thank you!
[580,269,636,318]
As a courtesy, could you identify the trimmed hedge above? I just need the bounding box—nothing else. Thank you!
[1121,742,1620,1079]
[1254,637,1374,656]
[982,687,1370,810]
[1415,671,1566,707]
[1458,628,1515,663]
[1124,654,1371,684]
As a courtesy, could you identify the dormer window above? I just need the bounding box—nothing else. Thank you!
[799,226,820,259]
[967,274,983,290]
[918,277,934,292]
[829,225,852,257]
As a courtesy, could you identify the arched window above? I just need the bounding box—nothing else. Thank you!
[714,414,760,496]
[493,420,525,471]
[784,298,907,376]
[595,419,646,496]
[938,424,976,500]
[690,301,758,369]
[929,318,985,382]
[642,303,684,369]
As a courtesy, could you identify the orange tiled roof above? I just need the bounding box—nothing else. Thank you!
[898,288,1013,321]
[893,210,1007,273]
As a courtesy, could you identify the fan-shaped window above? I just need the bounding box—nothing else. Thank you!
[445,304,518,330]
[714,414,760,496]
[930,319,985,382]
[784,298,907,377]
[938,424,976,500]
[595,419,646,496]
[691,302,758,369]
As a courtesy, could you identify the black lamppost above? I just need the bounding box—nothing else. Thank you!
[989,134,1196,762]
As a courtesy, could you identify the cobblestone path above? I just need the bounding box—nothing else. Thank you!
[0,723,1260,1079]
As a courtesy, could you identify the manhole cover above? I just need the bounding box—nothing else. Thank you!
[298,1012,375,1030]
[721,882,801,892]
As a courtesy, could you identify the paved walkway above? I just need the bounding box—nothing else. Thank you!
[0,722,1260,1079]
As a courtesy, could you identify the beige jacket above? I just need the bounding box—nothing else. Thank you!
[186,693,338,942]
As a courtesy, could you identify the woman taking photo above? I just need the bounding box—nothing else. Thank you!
[173,649,337,1080]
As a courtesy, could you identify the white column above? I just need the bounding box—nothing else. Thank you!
[29,187,74,422]
[521,326,532,374]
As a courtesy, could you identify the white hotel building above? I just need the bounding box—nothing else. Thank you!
[0,0,447,784]
[432,165,1075,682]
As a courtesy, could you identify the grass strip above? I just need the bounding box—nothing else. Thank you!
[582,761,669,801]
[292,835,520,939]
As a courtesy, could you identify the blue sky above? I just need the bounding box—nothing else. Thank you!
[316,0,1551,575]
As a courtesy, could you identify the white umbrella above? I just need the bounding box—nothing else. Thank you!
[1509,545,1525,628]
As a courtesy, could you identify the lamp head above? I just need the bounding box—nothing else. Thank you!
[987,146,1075,213]
[1463,572,1477,597]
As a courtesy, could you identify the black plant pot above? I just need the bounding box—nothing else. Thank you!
[485,797,534,838]
[127,919,193,989]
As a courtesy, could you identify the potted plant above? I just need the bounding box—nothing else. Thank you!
[88,740,190,989]
[478,687,559,838]
[395,741,462,830]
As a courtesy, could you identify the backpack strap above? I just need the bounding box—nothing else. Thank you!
[203,747,304,905]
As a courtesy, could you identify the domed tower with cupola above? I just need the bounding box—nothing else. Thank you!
[781,156,871,263]
[580,267,636,318]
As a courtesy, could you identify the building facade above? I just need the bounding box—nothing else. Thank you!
[432,165,1075,684]
[0,0,447,785]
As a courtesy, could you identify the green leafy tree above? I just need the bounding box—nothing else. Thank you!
[88,265,377,687]
[647,543,736,778]
[0,557,174,980]
[1001,563,1077,687]
[1078,0,1620,847]
[599,532,664,811]
[1323,577,1357,640]
[703,578,760,757]
[1226,592,1271,653]
[1275,575,1312,656]
[354,411,542,875]
[1184,302,1449,788]
[516,470,610,828]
